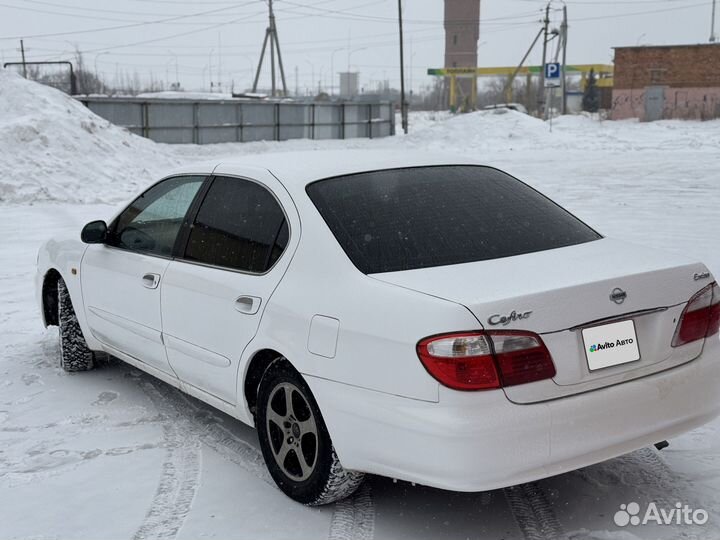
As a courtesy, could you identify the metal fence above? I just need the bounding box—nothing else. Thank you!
[78,97,395,144]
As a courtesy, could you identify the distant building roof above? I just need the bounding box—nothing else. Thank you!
[613,43,720,50]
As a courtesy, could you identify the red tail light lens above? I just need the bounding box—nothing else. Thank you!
[672,282,720,347]
[490,332,557,387]
[417,330,555,391]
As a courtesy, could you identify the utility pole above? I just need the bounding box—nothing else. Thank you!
[20,39,27,78]
[538,4,550,116]
[561,5,568,115]
[503,26,544,103]
[252,0,288,97]
[398,0,408,134]
[218,32,222,93]
[711,0,717,42]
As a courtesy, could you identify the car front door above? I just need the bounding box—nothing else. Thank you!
[160,172,297,405]
[81,175,207,376]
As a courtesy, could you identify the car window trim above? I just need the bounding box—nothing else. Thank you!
[106,173,212,260]
[174,173,293,277]
[172,174,215,258]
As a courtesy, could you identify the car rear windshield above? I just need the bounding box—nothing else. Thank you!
[306,165,601,274]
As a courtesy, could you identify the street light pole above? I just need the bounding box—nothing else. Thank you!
[347,46,368,71]
[398,0,408,134]
[305,60,314,96]
[330,47,343,96]
[168,50,179,88]
[94,51,109,78]
[208,48,214,92]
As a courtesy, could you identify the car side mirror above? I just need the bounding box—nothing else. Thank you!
[81,220,108,244]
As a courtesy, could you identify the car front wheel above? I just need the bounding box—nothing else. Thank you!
[57,278,94,372]
[256,360,364,505]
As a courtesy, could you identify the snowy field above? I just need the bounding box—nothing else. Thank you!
[1,69,720,540]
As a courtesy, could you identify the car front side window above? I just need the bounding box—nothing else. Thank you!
[109,175,205,257]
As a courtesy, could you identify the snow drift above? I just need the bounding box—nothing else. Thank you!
[0,69,181,204]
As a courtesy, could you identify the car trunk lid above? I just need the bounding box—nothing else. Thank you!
[372,238,710,402]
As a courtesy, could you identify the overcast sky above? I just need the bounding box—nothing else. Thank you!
[0,0,716,94]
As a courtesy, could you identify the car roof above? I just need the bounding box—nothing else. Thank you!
[174,150,485,186]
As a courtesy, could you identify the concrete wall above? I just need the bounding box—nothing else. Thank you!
[79,98,395,144]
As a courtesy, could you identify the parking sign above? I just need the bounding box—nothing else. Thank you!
[545,62,561,87]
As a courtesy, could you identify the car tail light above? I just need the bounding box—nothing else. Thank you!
[672,282,720,347]
[417,330,556,391]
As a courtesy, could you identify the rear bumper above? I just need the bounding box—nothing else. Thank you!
[306,335,720,492]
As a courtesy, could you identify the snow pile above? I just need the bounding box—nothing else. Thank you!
[2,68,719,216]
[0,69,181,204]
[400,108,553,155]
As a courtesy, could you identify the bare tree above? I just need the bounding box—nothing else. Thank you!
[73,49,106,95]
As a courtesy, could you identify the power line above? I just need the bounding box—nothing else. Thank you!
[0,1,259,41]
[276,0,541,25]
[569,1,710,22]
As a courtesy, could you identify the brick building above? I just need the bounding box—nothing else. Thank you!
[612,44,720,121]
[444,0,480,107]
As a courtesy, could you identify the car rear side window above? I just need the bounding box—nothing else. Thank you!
[306,165,601,274]
[184,176,288,273]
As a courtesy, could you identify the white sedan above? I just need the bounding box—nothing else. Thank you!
[36,151,720,505]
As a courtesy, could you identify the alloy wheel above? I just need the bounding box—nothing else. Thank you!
[265,382,319,481]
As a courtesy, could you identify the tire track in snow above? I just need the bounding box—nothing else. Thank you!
[133,379,201,540]
[503,482,564,540]
[176,393,272,485]
[582,446,706,519]
[133,373,375,540]
[328,482,375,540]
[575,446,710,538]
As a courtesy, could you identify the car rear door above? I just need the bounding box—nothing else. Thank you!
[81,175,207,376]
[160,170,298,405]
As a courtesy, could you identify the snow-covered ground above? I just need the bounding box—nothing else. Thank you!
[1,69,720,540]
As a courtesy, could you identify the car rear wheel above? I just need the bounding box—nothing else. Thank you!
[256,360,364,505]
[57,279,94,372]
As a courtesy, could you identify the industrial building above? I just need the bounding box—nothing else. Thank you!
[612,44,720,121]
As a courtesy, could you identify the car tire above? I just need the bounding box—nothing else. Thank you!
[57,278,94,372]
[256,359,364,505]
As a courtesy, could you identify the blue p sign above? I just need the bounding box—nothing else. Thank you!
[545,62,561,79]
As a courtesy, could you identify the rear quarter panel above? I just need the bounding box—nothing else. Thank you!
[247,180,480,404]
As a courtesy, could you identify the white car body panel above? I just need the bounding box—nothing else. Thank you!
[307,336,720,491]
[35,150,720,493]
[161,169,300,405]
[372,237,711,402]
[82,245,174,375]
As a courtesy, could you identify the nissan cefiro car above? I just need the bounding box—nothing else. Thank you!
[36,151,720,505]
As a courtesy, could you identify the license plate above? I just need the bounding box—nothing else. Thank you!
[582,319,640,371]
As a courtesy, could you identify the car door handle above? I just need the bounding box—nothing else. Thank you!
[235,295,262,315]
[142,273,161,289]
